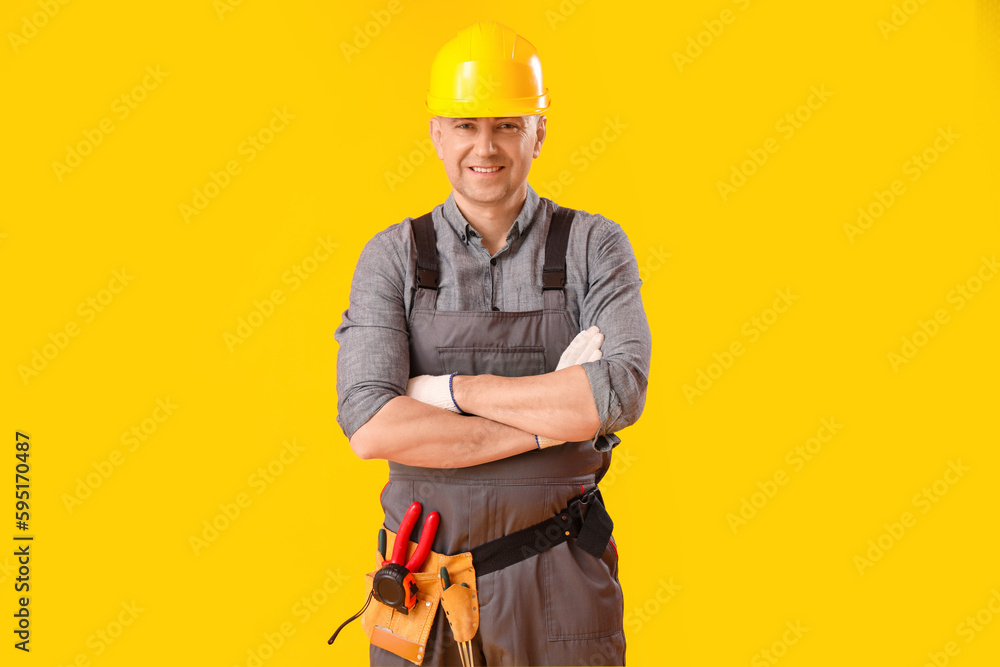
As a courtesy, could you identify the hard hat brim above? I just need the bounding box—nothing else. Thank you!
[426,92,550,118]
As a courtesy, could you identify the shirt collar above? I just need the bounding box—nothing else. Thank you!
[442,183,542,245]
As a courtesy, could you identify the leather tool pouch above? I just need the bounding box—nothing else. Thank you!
[361,528,479,666]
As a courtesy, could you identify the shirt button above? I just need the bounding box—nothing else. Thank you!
[492,306,500,311]
[490,258,497,266]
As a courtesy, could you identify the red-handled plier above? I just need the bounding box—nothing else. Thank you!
[388,501,440,571]
[373,501,440,614]
[328,501,442,644]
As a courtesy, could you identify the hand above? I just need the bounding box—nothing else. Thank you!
[556,326,604,371]
[405,374,464,414]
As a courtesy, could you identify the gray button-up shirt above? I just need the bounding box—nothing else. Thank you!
[334,183,651,451]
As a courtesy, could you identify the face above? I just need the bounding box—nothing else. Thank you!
[429,115,546,207]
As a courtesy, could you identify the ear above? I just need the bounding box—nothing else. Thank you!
[429,116,445,159]
[532,115,547,159]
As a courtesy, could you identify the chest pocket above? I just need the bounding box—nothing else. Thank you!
[437,345,546,377]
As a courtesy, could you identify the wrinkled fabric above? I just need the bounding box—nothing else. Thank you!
[368,201,627,665]
[335,184,652,449]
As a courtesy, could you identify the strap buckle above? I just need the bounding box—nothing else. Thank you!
[542,270,565,290]
[416,268,439,289]
[569,486,600,519]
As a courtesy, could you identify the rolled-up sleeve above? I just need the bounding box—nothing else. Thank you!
[579,219,652,444]
[334,226,411,440]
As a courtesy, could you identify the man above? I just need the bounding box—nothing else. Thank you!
[335,20,651,666]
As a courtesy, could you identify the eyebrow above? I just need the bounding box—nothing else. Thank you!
[452,117,522,122]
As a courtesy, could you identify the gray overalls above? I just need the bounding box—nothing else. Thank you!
[371,205,626,667]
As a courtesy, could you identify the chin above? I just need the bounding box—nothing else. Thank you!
[459,183,509,203]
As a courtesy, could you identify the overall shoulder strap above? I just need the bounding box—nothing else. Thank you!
[543,205,576,290]
[410,212,438,290]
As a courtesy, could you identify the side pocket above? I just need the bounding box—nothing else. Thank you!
[542,542,624,640]
[543,488,624,641]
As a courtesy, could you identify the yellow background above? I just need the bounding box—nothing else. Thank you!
[3,1,998,665]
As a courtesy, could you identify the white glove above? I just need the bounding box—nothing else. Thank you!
[556,326,604,370]
[536,327,605,449]
[405,373,464,414]
[535,434,564,449]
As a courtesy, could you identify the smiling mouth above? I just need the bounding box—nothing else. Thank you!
[469,166,504,173]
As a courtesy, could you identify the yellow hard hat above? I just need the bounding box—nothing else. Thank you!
[426,20,550,118]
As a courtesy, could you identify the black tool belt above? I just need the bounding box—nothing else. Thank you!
[469,487,614,577]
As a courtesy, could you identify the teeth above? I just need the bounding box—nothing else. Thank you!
[471,166,501,172]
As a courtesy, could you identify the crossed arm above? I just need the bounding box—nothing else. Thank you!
[335,218,650,469]
[348,365,599,468]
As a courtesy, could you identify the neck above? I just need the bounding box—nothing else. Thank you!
[452,183,529,254]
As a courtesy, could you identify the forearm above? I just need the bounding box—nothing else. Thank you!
[348,395,537,468]
[451,365,601,442]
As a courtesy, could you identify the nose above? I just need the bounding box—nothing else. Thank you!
[473,126,497,158]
